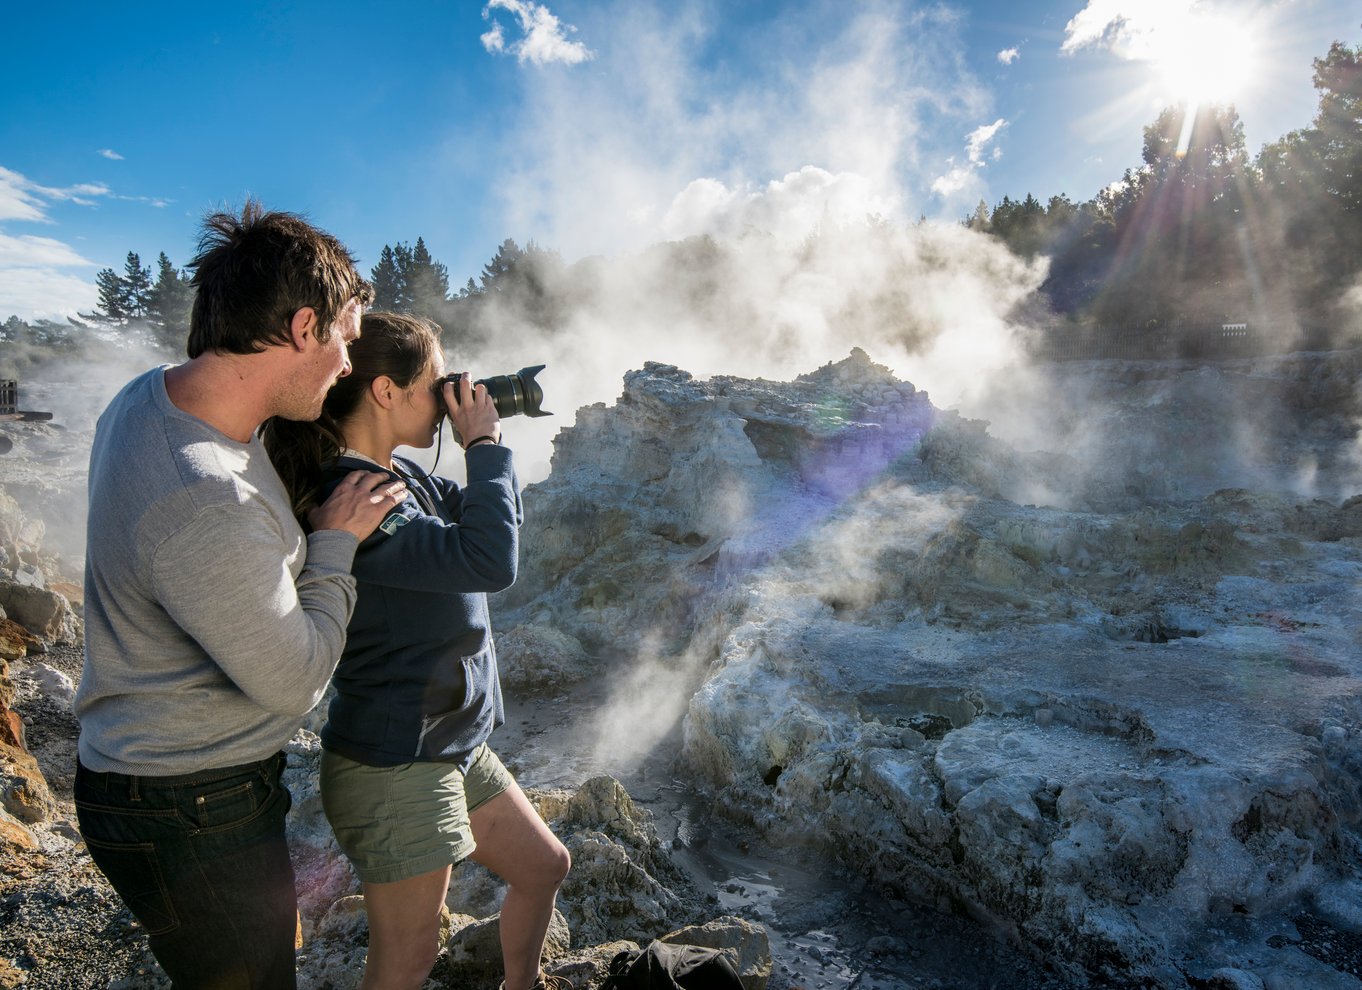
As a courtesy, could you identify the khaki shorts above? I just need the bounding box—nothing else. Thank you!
[319,743,514,884]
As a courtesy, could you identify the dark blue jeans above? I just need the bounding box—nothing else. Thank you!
[74,752,298,990]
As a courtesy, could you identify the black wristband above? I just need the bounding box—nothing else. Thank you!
[464,435,499,450]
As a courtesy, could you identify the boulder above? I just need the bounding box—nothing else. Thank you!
[495,623,596,695]
[443,908,570,983]
[0,584,77,645]
[0,619,35,661]
[0,805,38,855]
[659,915,772,990]
[540,940,640,989]
[558,830,686,946]
[0,742,55,824]
[0,490,24,548]
[20,662,75,709]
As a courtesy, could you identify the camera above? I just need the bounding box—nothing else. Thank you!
[433,364,551,419]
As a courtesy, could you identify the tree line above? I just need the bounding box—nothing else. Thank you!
[967,40,1362,334]
[0,234,568,372]
[362,235,568,343]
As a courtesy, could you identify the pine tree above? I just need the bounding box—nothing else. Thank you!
[370,245,404,311]
[407,237,450,319]
[119,252,153,319]
[965,199,989,231]
[94,267,127,322]
[480,239,524,292]
[145,253,195,351]
[392,243,415,311]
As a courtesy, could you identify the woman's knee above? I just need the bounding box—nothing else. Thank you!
[547,839,571,887]
[513,835,570,892]
[368,936,441,990]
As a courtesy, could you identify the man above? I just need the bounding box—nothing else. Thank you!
[73,202,407,989]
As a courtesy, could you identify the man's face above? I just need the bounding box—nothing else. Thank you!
[319,298,361,387]
[280,298,362,421]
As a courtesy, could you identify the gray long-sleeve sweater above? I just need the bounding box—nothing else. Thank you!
[75,367,359,775]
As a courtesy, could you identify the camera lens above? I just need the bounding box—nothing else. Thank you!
[435,365,550,419]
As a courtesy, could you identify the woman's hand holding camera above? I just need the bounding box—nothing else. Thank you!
[443,372,501,449]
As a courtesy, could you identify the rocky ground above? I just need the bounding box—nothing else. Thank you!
[2,641,1094,990]
[492,348,1362,989]
[4,349,1362,989]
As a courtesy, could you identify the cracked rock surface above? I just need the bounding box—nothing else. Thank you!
[499,348,1362,989]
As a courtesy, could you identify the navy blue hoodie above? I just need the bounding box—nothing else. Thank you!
[318,446,521,770]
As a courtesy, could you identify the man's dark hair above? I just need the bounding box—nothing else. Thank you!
[186,200,374,358]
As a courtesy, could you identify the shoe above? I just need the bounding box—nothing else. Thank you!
[498,972,573,990]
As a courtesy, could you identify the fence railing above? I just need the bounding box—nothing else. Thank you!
[1031,323,1336,362]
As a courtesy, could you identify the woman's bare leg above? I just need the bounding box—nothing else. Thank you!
[469,783,572,990]
[358,866,453,990]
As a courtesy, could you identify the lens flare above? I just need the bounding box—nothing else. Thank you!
[1148,11,1261,110]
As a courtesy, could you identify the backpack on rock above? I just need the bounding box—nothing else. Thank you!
[599,940,744,990]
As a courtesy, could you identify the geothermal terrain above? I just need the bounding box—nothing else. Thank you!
[3,348,1362,989]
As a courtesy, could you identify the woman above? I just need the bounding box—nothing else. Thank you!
[263,312,570,990]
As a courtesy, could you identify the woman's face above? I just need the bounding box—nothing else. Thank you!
[393,347,446,451]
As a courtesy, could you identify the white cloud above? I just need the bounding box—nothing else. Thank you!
[931,118,1006,203]
[481,0,594,66]
[0,232,94,268]
[966,118,1007,164]
[1059,0,1227,60]
[0,166,119,220]
[0,265,99,322]
[0,167,53,223]
[481,20,506,53]
[45,182,112,207]
[0,165,140,321]
[98,148,124,160]
[1061,0,1140,55]
[0,230,99,321]
[122,194,171,208]
[997,46,1020,64]
[931,163,978,198]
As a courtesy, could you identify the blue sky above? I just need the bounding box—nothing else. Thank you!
[2,0,1358,323]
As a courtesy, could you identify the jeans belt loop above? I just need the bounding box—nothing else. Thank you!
[129,774,141,802]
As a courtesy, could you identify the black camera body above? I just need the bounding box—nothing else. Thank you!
[434,365,551,419]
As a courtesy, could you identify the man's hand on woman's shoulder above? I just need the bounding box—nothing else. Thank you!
[308,470,409,540]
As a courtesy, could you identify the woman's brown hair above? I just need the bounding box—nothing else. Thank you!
[261,311,440,517]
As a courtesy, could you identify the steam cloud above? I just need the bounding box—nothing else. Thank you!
[426,2,1039,483]
[422,2,1061,775]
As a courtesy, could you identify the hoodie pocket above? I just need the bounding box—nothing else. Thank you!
[414,648,497,759]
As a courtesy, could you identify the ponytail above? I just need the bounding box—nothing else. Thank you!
[260,412,347,517]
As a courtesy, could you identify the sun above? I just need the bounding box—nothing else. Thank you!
[1145,8,1262,109]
